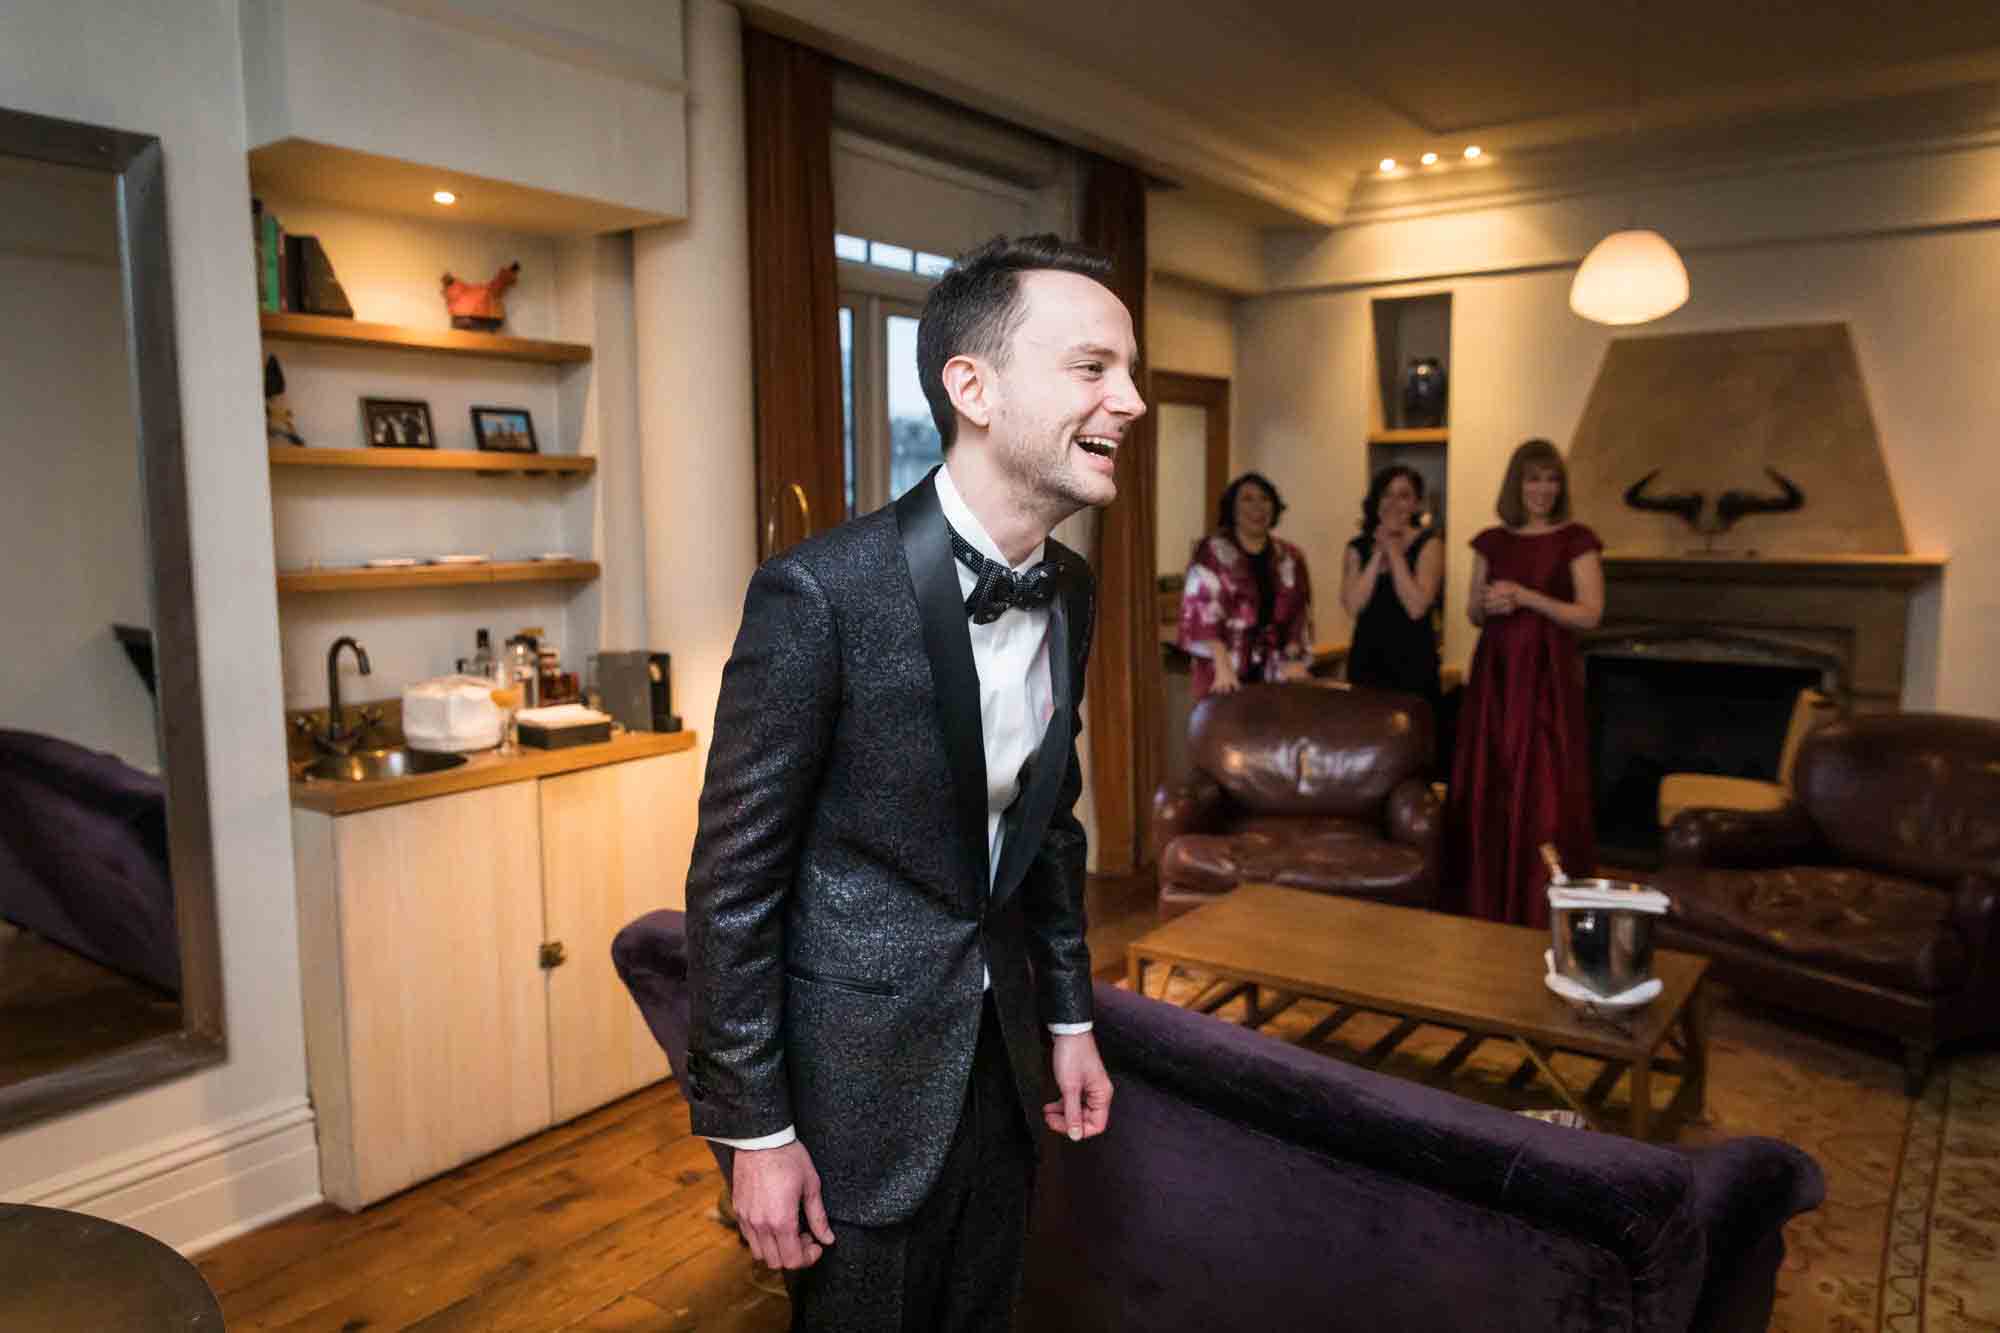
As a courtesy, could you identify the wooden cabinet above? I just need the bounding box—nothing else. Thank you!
[292,751,698,1210]
[293,782,549,1208]
[540,753,698,1121]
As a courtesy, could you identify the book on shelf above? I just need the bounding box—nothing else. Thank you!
[285,233,354,318]
[252,198,284,313]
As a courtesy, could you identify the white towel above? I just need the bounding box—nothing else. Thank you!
[1547,885,1670,915]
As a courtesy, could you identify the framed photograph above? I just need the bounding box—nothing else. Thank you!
[361,397,435,448]
[470,405,539,454]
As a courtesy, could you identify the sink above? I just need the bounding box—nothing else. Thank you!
[302,746,469,783]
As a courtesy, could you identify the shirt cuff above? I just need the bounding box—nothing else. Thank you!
[1046,1021,1094,1036]
[706,1125,797,1151]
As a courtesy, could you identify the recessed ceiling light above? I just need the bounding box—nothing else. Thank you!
[1420,152,1439,166]
[432,190,457,205]
[1379,158,1397,173]
[1463,146,1483,160]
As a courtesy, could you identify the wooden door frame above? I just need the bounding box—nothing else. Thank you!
[1150,371,1232,536]
[1100,368,1229,869]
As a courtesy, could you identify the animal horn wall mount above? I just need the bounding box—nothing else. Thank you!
[1623,467,1804,534]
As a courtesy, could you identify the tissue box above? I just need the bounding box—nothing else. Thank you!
[516,704,613,749]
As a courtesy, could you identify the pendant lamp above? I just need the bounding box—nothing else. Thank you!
[1569,2,1688,326]
[1569,229,1687,324]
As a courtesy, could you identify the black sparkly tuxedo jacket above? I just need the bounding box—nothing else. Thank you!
[682,469,1096,1227]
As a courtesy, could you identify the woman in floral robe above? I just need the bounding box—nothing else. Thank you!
[1177,472,1315,698]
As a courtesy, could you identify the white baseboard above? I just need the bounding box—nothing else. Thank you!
[19,1097,323,1254]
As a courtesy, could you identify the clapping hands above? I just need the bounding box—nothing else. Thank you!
[1376,521,1413,560]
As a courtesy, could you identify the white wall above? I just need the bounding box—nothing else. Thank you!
[0,0,318,1249]
[1240,144,2000,716]
[1149,189,1264,295]
[1149,276,1236,382]
[0,164,157,771]
[242,0,687,221]
[632,0,758,818]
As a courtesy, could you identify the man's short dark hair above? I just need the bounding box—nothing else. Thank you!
[917,234,1115,450]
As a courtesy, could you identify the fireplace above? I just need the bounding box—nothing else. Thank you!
[1549,324,1946,863]
[1585,631,1834,865]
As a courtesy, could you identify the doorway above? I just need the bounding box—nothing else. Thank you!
[1150,371,1231,785]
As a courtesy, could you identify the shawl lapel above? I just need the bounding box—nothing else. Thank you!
[896,472,990,894]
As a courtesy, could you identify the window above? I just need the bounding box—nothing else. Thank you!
[837,232,947,515]
[884,314,940,501]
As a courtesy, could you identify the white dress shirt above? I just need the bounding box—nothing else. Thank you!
[711,464,1089,1152]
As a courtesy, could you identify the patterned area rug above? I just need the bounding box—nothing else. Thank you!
[1126,969,1999,1331]
[1879,1052,2000,1332]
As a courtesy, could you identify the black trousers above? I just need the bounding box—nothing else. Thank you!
[788,996,1036,1332]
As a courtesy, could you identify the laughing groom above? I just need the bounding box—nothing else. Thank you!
[684,233,1143,1330]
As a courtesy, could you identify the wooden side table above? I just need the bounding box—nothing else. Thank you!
[0,1204,223,1328]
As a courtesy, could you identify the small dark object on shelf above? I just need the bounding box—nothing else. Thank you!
[1401,356,1447,428]
[264,354,305,445]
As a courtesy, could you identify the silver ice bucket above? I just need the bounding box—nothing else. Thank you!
[1549,879,1660,998]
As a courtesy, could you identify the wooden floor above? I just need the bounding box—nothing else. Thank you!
[196,873,1162,1331]
[199,1079,789,1332]
[0,922,182,1089]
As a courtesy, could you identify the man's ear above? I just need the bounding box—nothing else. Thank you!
[941,354,991,431]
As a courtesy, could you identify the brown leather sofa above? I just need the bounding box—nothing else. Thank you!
[1656,712,2000,1093]
[1152,684,1440,920]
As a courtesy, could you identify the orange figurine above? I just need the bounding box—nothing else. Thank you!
[441,261,520,332]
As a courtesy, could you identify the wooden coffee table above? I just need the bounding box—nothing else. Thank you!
[1127,884,1709,1139]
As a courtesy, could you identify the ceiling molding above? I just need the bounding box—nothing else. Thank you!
[1343,82,2000,225]
[741,0,1349,225]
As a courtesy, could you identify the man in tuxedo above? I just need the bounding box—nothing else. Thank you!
[683,234,1141,1330]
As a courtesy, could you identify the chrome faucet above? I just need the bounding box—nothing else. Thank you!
[322,637,372,751]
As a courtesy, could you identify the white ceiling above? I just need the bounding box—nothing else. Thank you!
[750,0,2000,223]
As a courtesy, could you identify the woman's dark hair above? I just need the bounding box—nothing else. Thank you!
[916,234,1115,449]
[1216,472,1286,536]
[1496,438,1572,527]
[1360,465,1425,537]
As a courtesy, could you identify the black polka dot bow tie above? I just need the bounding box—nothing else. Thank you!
[949,525,1061,624]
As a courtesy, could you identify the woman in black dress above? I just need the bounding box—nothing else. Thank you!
[1341,465,1444,713]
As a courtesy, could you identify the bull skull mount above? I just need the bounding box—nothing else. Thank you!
[1623,467,1805,535]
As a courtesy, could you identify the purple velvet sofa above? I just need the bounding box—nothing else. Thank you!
[613,910,1822,1332]
[0,728,178,993]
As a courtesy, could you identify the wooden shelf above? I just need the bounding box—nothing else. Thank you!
[1367,428,1449,445]
[259,312,592,365]
[269,446,595,477]
[277,559,600,595]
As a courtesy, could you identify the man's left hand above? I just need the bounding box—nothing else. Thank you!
[1044,1031,1113,1141]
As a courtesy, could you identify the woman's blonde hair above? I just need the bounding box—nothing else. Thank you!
[1495,438,1571,527]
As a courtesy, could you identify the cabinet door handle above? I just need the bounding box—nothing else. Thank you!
[539,941,567,969]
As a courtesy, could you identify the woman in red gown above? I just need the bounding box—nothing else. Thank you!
[1445,439,1605,927]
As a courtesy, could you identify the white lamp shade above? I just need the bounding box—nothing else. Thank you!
[1569,229,1689,325]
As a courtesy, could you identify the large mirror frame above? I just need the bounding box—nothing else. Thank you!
[0,107,225,1132]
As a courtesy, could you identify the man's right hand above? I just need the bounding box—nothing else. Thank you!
[730,1140,836,1270]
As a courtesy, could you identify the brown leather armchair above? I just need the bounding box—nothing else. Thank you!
[1656,712,2000,1093]
[1152,684,1440,920]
